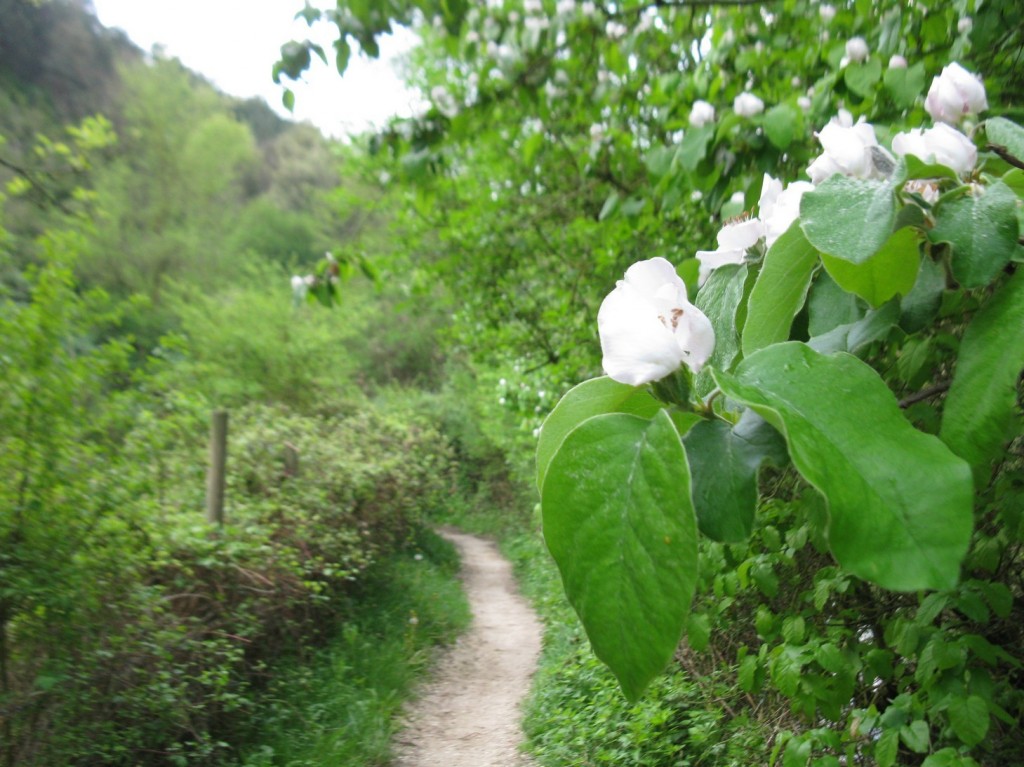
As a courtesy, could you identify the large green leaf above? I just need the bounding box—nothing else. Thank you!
[713,342,973,591]
[684,412,787,542]
[883,62,926,109]
[984,117,1024,167]
[536,377,661,490]
[948,695,990,748]
[844,57,882,98]
[542,410,699,700]
[930,181,1020,289]
[821,227,921,307]
[695,263,747,377]
[801,174,900,264]
[808,299,900,355]
[940,270,1024,485]
[741,223,819,356]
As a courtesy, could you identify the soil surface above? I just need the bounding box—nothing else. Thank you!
[392,529,544,767]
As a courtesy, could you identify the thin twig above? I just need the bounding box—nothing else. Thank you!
[899,381,951,409]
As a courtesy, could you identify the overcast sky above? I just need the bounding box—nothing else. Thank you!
[90,0,423,137]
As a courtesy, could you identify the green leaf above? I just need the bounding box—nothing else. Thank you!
[282,88,295,112]
[930,181,1020,288]
[742,223,819,357]
[676,123,715,171]
[683,412,785,542]
[807,271,863,337]
[821,227,921,307]
[695,263,747,389]
[985,116,1024,167]
[875,729,899,767]
[536,377,661,490]
[687,612,711,651]
[763,103,801,150]
[900,255,946,333]
[844,57,882,98]
[923,748,981,767]
[713,343,973,591]
[801,175,899,264]
[883,62,926,108]
[808,299,899,355]
[940,270,1024,484]
[900,720,931,753]
[541,410,699,700]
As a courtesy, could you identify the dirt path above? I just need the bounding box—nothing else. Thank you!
[392,529,544,767]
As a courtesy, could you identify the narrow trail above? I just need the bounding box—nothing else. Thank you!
[392,529,544,767]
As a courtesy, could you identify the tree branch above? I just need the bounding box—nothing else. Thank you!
[899,381,951,409]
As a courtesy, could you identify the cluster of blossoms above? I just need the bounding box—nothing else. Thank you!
[599,62,989,388]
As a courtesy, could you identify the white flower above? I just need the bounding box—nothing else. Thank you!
[904,179,941,205]
[290,275,305,291]
[888,54,907,69]
[819,4,836,22]
[605,21,628,39]
[524,0,543,13]
[580,0,597,17]
[729,191,746,206]
[958,17,972,34]
[844,37,869,64]
[303,274,316,286]
[431,85,459,117]
[925,63,988,124]
[798,95,812,112]
[524,15,549,34]
[556,0,575,15]
[695,218,763,285]
[758,174,815,248]
[598,258,715,385]
[806,113,894,184]
[891,123,977,175]
[689,100,716,128]
[734,91,765,117]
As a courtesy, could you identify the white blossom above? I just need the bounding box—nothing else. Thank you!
[891,123,978,175]
[904,179,941,205]
[606,20,628,39]
[806,112,894,184]
[958,17,973,34]
[290,275,305,291]
[524,0,543,13]
[925,62,988,124]
[556,0,575,15]
[689,100,716,127]
[843,37,869,65]
[598,258,715,384]
[734,91,765,117]
[888,54,908,69]
[430,85,459,118]
[758,174,815,248]
[798,96,812,112]
[819,4,836,22]
[695,218,763,285]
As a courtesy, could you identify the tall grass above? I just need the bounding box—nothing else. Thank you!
[236,529,470,767]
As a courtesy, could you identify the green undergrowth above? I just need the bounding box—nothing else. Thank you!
[236,527,470,767]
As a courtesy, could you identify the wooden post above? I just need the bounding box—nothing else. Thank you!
[205,409,228,526]
[283,442,300,478]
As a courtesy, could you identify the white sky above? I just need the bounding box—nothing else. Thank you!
[90,0,424,137]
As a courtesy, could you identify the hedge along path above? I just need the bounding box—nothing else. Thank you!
[392,529,543,767]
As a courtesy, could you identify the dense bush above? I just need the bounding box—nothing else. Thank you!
[0,245,457,765]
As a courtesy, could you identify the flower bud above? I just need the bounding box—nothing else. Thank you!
[891,123,977,175]
[734,91,765,117]
[924,62,987,124]
[689,100,716,128]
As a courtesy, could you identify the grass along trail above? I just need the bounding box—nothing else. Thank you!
[392,529,543,767]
